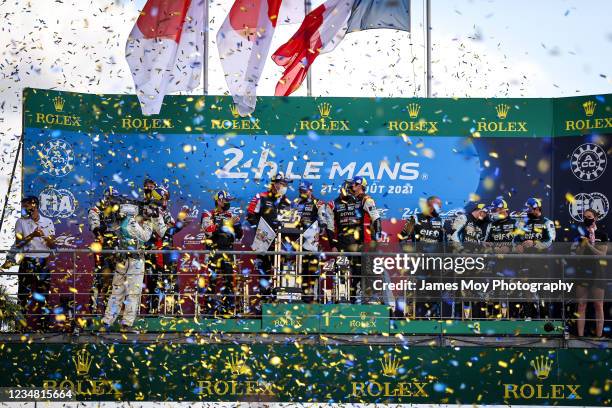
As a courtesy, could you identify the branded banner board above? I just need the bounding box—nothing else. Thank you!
[0,342,609,404]
[19,89,612,313]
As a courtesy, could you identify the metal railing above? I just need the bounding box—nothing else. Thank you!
[0,247,610,334]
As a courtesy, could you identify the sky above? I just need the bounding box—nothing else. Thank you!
[0,0,611,255]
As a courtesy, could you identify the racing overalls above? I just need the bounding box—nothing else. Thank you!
[201,208,243,314]
[103,213,167,327]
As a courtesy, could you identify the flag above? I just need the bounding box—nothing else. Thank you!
[302,220,320,252]
[216,0,304,116]
[126,0,204,115]
[272,0,410,96]
[252,218,276,252]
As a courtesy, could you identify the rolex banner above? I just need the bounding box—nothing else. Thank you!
[0,343,609,404]
[20,89,611,313]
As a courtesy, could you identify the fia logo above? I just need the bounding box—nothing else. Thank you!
[40,139,75,177]
[569,192,609,222]
[570,143,607,181]
[39,186,76,218]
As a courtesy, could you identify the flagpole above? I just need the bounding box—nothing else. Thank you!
[0,133,22,235]
[202,0,209,95]
[305,0,312,97]
[424,0,431,97]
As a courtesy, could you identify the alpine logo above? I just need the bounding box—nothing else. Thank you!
[569,192,609,222]
[570,143,607,181]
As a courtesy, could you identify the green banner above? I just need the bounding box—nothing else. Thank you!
[24,88,611,137]
[0,342,609,404]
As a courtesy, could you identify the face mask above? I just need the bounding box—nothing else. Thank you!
[527,212,538,220]
[221,202,230,211]
[278,186,288,196]
[584,218,595,227]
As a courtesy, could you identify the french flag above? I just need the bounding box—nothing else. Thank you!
[126,0,204,115]
[216,0,303,116]
[272,0,410,96]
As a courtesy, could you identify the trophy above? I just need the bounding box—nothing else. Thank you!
[273,209,303,302]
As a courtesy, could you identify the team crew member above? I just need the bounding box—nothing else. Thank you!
[201,191,243,315]
[351,177,382,245]
[329,177,381,302]
[154,187,187,315]
[87,186,122,314]
[400,196,445,245]
[102,201,167,330]
[573,209,608,338]
[515,198,557,318]
[247,173,292,304]
[515,198,555,251]
[399,196,445,317]
[450,202,489,249]
[141,185,170,315]
[351,176,382,303]
[450,202,489,318]
[328,179,361,301]
[484,198,516,250]
[292,181,332,302]
[15,196,55,330]
[484,197,517,318]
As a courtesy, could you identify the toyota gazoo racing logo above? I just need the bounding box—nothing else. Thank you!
[569,192,609,222]
[570,143,607,181]
[39,187,76,218]
[39,139,75,177]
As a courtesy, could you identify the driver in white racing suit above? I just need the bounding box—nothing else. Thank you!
[102,201,167,329]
